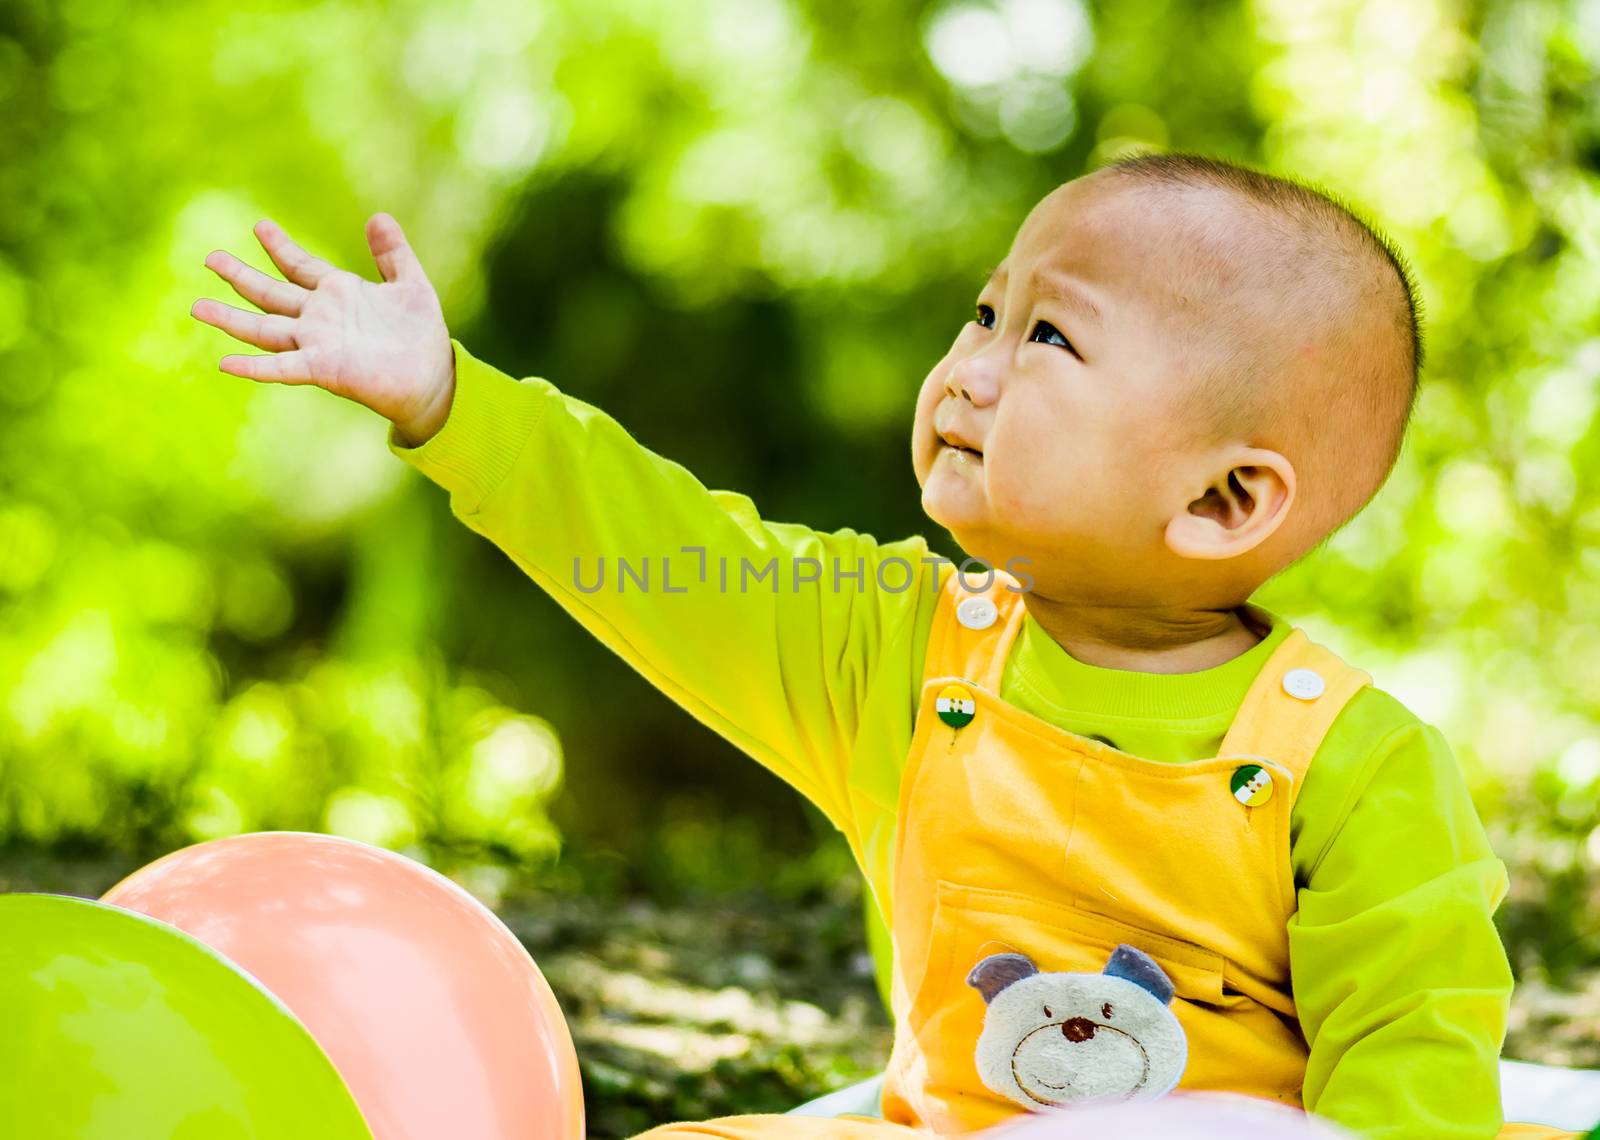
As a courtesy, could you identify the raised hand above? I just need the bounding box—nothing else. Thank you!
[191,213,457,446]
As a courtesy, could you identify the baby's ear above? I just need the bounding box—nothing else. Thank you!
[967,952,1038,1004]
[1165,446,1295,562]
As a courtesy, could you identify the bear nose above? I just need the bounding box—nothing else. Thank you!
[1062,1017,1097,1043]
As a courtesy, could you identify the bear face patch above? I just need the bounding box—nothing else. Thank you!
[966,943,1187,1110]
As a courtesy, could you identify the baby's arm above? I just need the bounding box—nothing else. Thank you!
[192,217,941,837]
[387,335,942,831]
[1289,715,1513,1138]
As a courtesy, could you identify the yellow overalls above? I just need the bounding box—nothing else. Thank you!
[633,569,1576,1139]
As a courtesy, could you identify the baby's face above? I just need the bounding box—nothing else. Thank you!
[912,175,1224,593]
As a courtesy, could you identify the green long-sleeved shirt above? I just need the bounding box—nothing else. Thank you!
[387,339,1515,1139]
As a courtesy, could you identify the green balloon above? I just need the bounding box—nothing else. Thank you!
[0,893,374,1140]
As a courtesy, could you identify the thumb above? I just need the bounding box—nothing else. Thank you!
[366,212,427,284]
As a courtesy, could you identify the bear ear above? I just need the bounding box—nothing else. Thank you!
[966,952,1038,1003]
[1103,943,1175,1005]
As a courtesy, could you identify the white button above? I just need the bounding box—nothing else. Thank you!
[957,596,998,630]
[1282,668,1325,701]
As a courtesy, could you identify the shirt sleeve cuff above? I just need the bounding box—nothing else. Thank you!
[385,337,550,516]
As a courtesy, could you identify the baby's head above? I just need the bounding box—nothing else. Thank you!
[912,153,1422,612]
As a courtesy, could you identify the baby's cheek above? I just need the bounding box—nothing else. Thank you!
[999,438,1066,511]
[913,379,944,428]
[912,383,950,458]
[993,467,1052,531]
[909,418,938,481]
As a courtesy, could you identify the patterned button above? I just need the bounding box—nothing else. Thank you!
[1282,668,1326,701]
[1230,764,1274,807]
[936,683,977,728]
[956,595,998,631]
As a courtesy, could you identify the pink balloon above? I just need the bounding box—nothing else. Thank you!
[983,1092,1355,1139]
[102,831,583,1140]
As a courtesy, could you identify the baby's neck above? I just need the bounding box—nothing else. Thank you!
[1022,594,1264,675]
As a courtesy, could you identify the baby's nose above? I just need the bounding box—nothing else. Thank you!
[1062,1017,1097,1043]
[945,357,1000,405]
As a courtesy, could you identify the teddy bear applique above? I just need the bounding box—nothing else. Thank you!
[966,943,1188,1110]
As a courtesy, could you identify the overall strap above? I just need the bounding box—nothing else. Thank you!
[1217,615,1373,800]
[918,564,1029,692]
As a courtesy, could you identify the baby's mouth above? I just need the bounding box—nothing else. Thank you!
[938,431,984,462]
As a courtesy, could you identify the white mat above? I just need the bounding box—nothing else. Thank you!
[789,1063,1600,1131]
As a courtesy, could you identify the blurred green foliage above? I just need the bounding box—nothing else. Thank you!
[3,0,1600,1003]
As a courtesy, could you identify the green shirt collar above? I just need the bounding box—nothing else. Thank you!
[1006,603,1292,724]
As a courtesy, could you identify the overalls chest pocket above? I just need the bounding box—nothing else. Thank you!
[908,879,1224,1117]
[909,880,1225,1045]
[907,879,1309,1113]
[900,879,1227,1126]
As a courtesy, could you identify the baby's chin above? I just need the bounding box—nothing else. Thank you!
[921,481,1000,556]
[920,456,1051,569]
[920,470,979,527]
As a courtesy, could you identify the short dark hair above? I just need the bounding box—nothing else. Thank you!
[1101,151,1425,377]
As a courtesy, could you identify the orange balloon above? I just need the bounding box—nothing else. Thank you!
[103,831,583,1140]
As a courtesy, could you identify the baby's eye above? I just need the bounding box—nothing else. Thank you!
[972,306,1081,360]
[1030,320,1078,357]
[1043,1005,1053,1019]
[1102,1002,1114,1019]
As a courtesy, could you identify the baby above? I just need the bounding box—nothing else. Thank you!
[190,153,1573,1140]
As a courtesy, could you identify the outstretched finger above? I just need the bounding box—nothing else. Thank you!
[192,298,299,353]
[204,249,309,317]
[254,218,342,290]
[366,213,427,284]
[218,349,317,385]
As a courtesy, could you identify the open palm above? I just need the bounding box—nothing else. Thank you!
[191,213,455,439]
